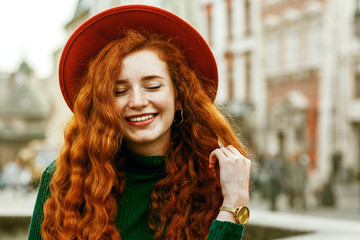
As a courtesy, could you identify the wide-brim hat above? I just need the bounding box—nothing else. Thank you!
[59,4,218,111]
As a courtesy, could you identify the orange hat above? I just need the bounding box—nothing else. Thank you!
[59,4,218,111]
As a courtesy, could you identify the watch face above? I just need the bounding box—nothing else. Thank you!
[236,206,250,225]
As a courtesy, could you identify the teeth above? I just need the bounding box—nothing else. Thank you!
[128,114,154,122]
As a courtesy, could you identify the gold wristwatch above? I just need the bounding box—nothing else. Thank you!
[219,206,250,225]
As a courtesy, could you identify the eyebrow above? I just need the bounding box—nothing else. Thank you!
[116,75,164,84]
[142,75,164,81]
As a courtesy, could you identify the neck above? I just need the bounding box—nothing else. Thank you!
[124,139,169,156]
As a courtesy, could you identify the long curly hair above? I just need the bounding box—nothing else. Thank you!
[41,30,248,240]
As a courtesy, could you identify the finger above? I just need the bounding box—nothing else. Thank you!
[225,145,252,171]
[219,146,233,158]
[209,148,226,169]
[209,150,218,169]
[226,145,243,158]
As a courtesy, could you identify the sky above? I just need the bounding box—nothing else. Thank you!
[0,0,78,78]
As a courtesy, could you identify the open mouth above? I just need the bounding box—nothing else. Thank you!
[126,113,158,122]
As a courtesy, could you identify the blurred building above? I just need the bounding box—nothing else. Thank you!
[338,0,360,180]
[199,0,360,185]
[262,0,324,175]
[260,0,360,183]
[0,62,51,178]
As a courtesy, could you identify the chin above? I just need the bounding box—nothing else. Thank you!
[126,135,158,144]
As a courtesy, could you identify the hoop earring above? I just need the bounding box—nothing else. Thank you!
[173,108,184,126]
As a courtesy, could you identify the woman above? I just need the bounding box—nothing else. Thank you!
[29,5,251,240]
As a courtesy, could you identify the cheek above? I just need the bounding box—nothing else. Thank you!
[115,99,126,115]
[158,94,176,115]
[165,104,176,119]
[153,104,174,125]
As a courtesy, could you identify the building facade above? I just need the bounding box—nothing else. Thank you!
[261,0,360,183]
[0,63,51,180]
[262,0,324,176]
[201,0,360,184]
[337,0,360,180]
[200,0,265,152]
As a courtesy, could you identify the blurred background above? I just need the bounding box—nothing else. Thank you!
[1,0,360,239]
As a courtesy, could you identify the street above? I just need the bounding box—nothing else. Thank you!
[249,182,360,239]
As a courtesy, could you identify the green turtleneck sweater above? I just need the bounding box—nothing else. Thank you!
[28,153,244,239]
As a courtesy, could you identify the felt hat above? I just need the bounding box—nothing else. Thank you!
[59,4,218,111]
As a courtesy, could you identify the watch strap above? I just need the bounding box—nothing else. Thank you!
[219,206,237,214]
[219,205,250,225]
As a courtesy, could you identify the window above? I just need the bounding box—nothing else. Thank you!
[309,21,321,62]
[244,52,252,102]
[355,64,360,98]
[226,0,233,41]
[205,4,213,45]
[225,52,234,100]
[244,0,252,36]
[266,33,279,73]
[286,27,299,70]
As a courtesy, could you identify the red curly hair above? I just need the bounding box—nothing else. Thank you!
[41,30,248,240]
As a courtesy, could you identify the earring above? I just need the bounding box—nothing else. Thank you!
[173,108,184,126]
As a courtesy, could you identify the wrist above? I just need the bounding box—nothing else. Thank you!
[222,196,249,208]
[216,209,237,223]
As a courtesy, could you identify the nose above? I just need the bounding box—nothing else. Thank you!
[128,88,148,109]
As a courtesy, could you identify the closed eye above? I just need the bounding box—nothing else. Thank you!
[147,85,162,90]
[114,89,128,96]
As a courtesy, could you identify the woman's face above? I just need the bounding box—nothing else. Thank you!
[115,49,176,155]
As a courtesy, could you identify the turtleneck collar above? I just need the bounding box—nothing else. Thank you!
[124,150,166,175]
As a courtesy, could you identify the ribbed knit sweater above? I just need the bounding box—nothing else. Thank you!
[28,152,244,239]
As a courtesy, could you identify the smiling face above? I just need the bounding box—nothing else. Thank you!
[115,49,176,156]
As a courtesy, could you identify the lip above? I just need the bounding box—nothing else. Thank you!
[125,113,158,127]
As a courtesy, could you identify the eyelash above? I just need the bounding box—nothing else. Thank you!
[147,85,161,90]
[114,89,127,96]
[114,85,162,96]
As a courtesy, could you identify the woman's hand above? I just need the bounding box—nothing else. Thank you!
[209,144,251,222]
